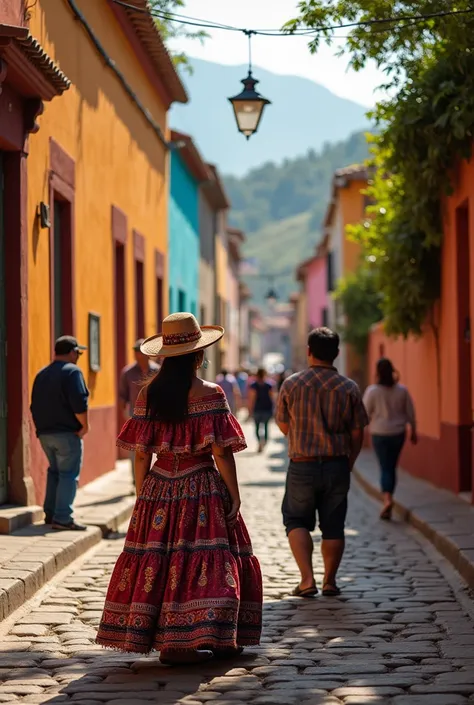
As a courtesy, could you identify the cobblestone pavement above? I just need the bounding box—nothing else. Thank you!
[1,425,474,705]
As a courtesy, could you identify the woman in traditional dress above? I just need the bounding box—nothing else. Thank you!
[96,313,262,665]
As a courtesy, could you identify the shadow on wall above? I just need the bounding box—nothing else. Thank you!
[40,0,167,178]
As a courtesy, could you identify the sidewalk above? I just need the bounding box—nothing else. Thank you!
[354,449,474,588]
[0,460,135,620]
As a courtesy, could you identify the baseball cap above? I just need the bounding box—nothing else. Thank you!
[133,339,145,351]
[55,336,87,355]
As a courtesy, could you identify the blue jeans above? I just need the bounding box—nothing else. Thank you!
[40,432,83,525]
[372,433,405,494]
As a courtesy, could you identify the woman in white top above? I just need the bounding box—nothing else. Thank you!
[363,358,417,521]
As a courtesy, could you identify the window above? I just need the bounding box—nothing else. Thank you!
[51,197,73,341]
[135,260,145,339]
[322,308,329,327]
[327,251,335,293]
[156,277,163,329]
[200,305,206,325]
[178,289,186,312]
[53,201,63,340]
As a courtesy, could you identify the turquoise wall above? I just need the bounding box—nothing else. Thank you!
[169,151,199,316]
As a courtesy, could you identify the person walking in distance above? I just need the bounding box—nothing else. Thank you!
[119,340,161,424]
[248,368,274,452]
[215,369,241,414]
[276,327,368,597]
[363,358,417,521]
[30,336,90,531]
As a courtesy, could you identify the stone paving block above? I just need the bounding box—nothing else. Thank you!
[0,685,44,694]
[333,687,404,697]
[393,697,467,705]
[17,612,73,625]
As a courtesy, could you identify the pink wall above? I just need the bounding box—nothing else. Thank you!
[305,256,327,328]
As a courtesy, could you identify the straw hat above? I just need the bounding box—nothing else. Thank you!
[140,312,224,358]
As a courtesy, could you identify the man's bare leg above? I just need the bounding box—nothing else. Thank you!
[321,538,344,589]
[288,528,316,590]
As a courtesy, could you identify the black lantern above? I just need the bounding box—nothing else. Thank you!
[228,71,271,140]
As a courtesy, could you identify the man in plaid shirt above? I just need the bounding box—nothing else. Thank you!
[276,327,368,597]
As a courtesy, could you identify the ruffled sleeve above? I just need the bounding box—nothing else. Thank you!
[117,386,247,455]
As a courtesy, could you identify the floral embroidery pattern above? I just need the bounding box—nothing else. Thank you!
[118,568,130,592]
[153,509,166,530]
[143,566,154,593]
[198,505,207,527]
[198,562,208,587]
[169,565,178,591]
[130,512,137,530]
[225,562,237,588]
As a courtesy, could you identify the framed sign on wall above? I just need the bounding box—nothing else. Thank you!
[88,312,101,372]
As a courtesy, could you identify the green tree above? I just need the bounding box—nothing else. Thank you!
[334,262,383,355]
[149,1,207,71]
[286,1,474,337]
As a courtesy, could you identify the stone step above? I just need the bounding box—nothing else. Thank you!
[0,505,44,535]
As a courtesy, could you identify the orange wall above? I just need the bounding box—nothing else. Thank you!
[368,324,441,438]
[340,179,366,274]
[367,153,474,495]
[25,0,171,498]
[27,0,169,404]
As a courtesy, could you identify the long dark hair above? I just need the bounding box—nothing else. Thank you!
[145,352,200,422]
[376,358,397,387]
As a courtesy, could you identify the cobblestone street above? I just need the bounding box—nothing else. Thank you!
[1,425,474,705]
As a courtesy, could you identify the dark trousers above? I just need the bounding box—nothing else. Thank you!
[372,433,405,494]
[254,411,272,443]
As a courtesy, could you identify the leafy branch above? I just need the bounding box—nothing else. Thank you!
[287,0,474,337]
[149,0,208,72]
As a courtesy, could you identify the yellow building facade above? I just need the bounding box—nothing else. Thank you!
[0,0,186,506]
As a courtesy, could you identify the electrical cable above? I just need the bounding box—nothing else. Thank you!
[111,0,474,37]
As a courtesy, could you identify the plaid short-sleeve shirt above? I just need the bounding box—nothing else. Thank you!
[276,366,368,459]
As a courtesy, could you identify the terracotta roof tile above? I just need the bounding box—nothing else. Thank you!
[111,0,187,104]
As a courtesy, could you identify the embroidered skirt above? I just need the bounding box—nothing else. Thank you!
[96,457,263,653]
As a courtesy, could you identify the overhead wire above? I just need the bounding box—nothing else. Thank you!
[111,0,474,37]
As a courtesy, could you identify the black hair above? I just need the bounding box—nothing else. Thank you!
[221,369,228,377]
[307,327,339,363]
[145,352,200,422]
[376,358,396,387]
[256,368,266,380]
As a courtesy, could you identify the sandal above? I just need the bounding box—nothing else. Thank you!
[292,584,318,598]
[380,504,393,521]
[160,649,213,666]
[322,584,341,597]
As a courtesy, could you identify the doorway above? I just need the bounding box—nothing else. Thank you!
[456,201,472,493]
[0,154,7,503]
[114,243,126,437]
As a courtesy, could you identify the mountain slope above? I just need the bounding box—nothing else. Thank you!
[170,58,370,175]
[229,131,370,306]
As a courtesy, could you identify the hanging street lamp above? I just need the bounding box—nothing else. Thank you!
[228,31,271,139]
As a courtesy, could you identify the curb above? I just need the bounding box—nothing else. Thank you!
[353,466,474,589]
[0,497,135,621]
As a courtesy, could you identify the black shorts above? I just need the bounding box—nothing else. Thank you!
[282,458,351,540]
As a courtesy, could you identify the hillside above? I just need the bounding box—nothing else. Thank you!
[171,58,370,175]
[224,131,370,305]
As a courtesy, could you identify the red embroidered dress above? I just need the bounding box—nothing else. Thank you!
[96,389,263,653]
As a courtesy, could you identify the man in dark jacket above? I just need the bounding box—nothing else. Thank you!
[31,336,89,531]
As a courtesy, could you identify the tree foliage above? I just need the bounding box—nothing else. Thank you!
[334,263,383,355]
[287,1,474,337]
[149,0,207,71]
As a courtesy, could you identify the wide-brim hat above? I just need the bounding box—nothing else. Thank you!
[140,312,224,358]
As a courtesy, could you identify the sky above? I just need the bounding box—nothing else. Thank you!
[169,0,387,108]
